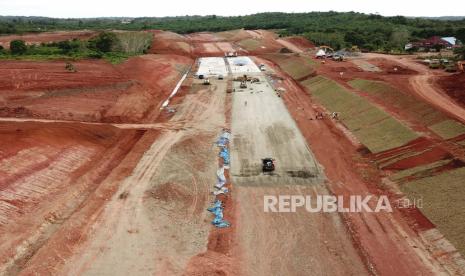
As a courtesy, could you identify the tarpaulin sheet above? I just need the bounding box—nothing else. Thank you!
[219,148,230,165]
[207,200,230,228]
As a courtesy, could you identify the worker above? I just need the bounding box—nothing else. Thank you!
[245,101,247,106]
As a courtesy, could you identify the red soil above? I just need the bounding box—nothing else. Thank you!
[436,72,465,108]
[373,137,452,171]
[0,31,97,48]
[368,57,418,75]
[0,54,193,123]
[282,36,315,50]
[186,32,222,42]
[258,56,446,275]
[0,121,148,274]
[148,30,192,56]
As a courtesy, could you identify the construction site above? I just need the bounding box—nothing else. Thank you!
[0,28,465,275]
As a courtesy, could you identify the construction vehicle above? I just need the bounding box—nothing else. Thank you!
[240,81,247,88]
[429,59,441,69]
[332,54,345,61]
[262,158,275,173]
[65,62,77,72]
[203,78,210,85]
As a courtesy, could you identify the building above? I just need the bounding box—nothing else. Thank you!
[405,36,461,51]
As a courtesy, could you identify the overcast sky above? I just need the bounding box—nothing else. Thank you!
[1,0,464,18]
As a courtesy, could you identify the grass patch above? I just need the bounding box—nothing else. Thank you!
[102,52,134,64]
[262,53,317,80]
[389,159,451,182]
[114,31,153,54]
[237,39,261,51]
[303,76,418,153]
[401,167,465,255]
[429,120,465,139]
[348,79,465,139]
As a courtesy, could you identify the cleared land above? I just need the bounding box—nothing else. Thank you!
[1,30,464,275]
[230,62,368,275]
[0,55,192,123]
[196,57,228,77]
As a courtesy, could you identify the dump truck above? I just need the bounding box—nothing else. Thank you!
[262,158,275,173]
[429,59,441,69]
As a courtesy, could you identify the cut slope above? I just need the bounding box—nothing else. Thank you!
[303,76,419,153]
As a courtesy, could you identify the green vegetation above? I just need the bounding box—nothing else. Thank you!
[262,53,317,80]
[401,167,465,255]
[0,31,152,64]
[454,46,465,60]
[10,39,27,54]
[237,39,261,51]
[1,13,465,51]
[302,76,419,153]
[348,79,465,139]
[429,120,465,139]
[113,31,153,54]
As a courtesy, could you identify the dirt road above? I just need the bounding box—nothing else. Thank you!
[363,53,465,124]
[230,70,369,275]
[18,78,228,275]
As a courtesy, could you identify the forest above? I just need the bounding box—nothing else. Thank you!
[1,12,465,51]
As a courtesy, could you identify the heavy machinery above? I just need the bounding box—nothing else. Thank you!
[429,59,441,69]
[65,62,77,72]
[240,81,247,88]
[262,158,275,173]
[203,78,211,85]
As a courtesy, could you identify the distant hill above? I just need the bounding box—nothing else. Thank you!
[419,16,465,21]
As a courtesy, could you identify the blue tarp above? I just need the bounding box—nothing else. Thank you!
[207,200,231,228]
[219,147,230,165]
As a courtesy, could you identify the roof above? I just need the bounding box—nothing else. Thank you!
[412,36,453,47]
[441,37,457,45]
[315,49,326,56]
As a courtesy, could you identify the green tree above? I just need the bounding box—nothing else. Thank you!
[10,40,27,55]
[454,46,465,60]
[90,32,118,53]
[389,28,410,50]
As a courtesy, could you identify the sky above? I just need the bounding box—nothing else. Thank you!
[0,0,464,18]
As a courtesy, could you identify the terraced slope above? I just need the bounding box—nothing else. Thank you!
[302,76,419,153]
[349,79,465,139]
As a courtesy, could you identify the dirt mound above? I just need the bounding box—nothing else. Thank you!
[0,31,97,49]
[369,58,418,75]
[0,54,193,123]
[436,73,465,108]
[146,182,192,206]
[216,29,253,41]
[282,36,315,49]
[149,30,192,56]
[186,32,221,42]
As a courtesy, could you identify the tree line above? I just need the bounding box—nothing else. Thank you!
[1,12,465,51]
